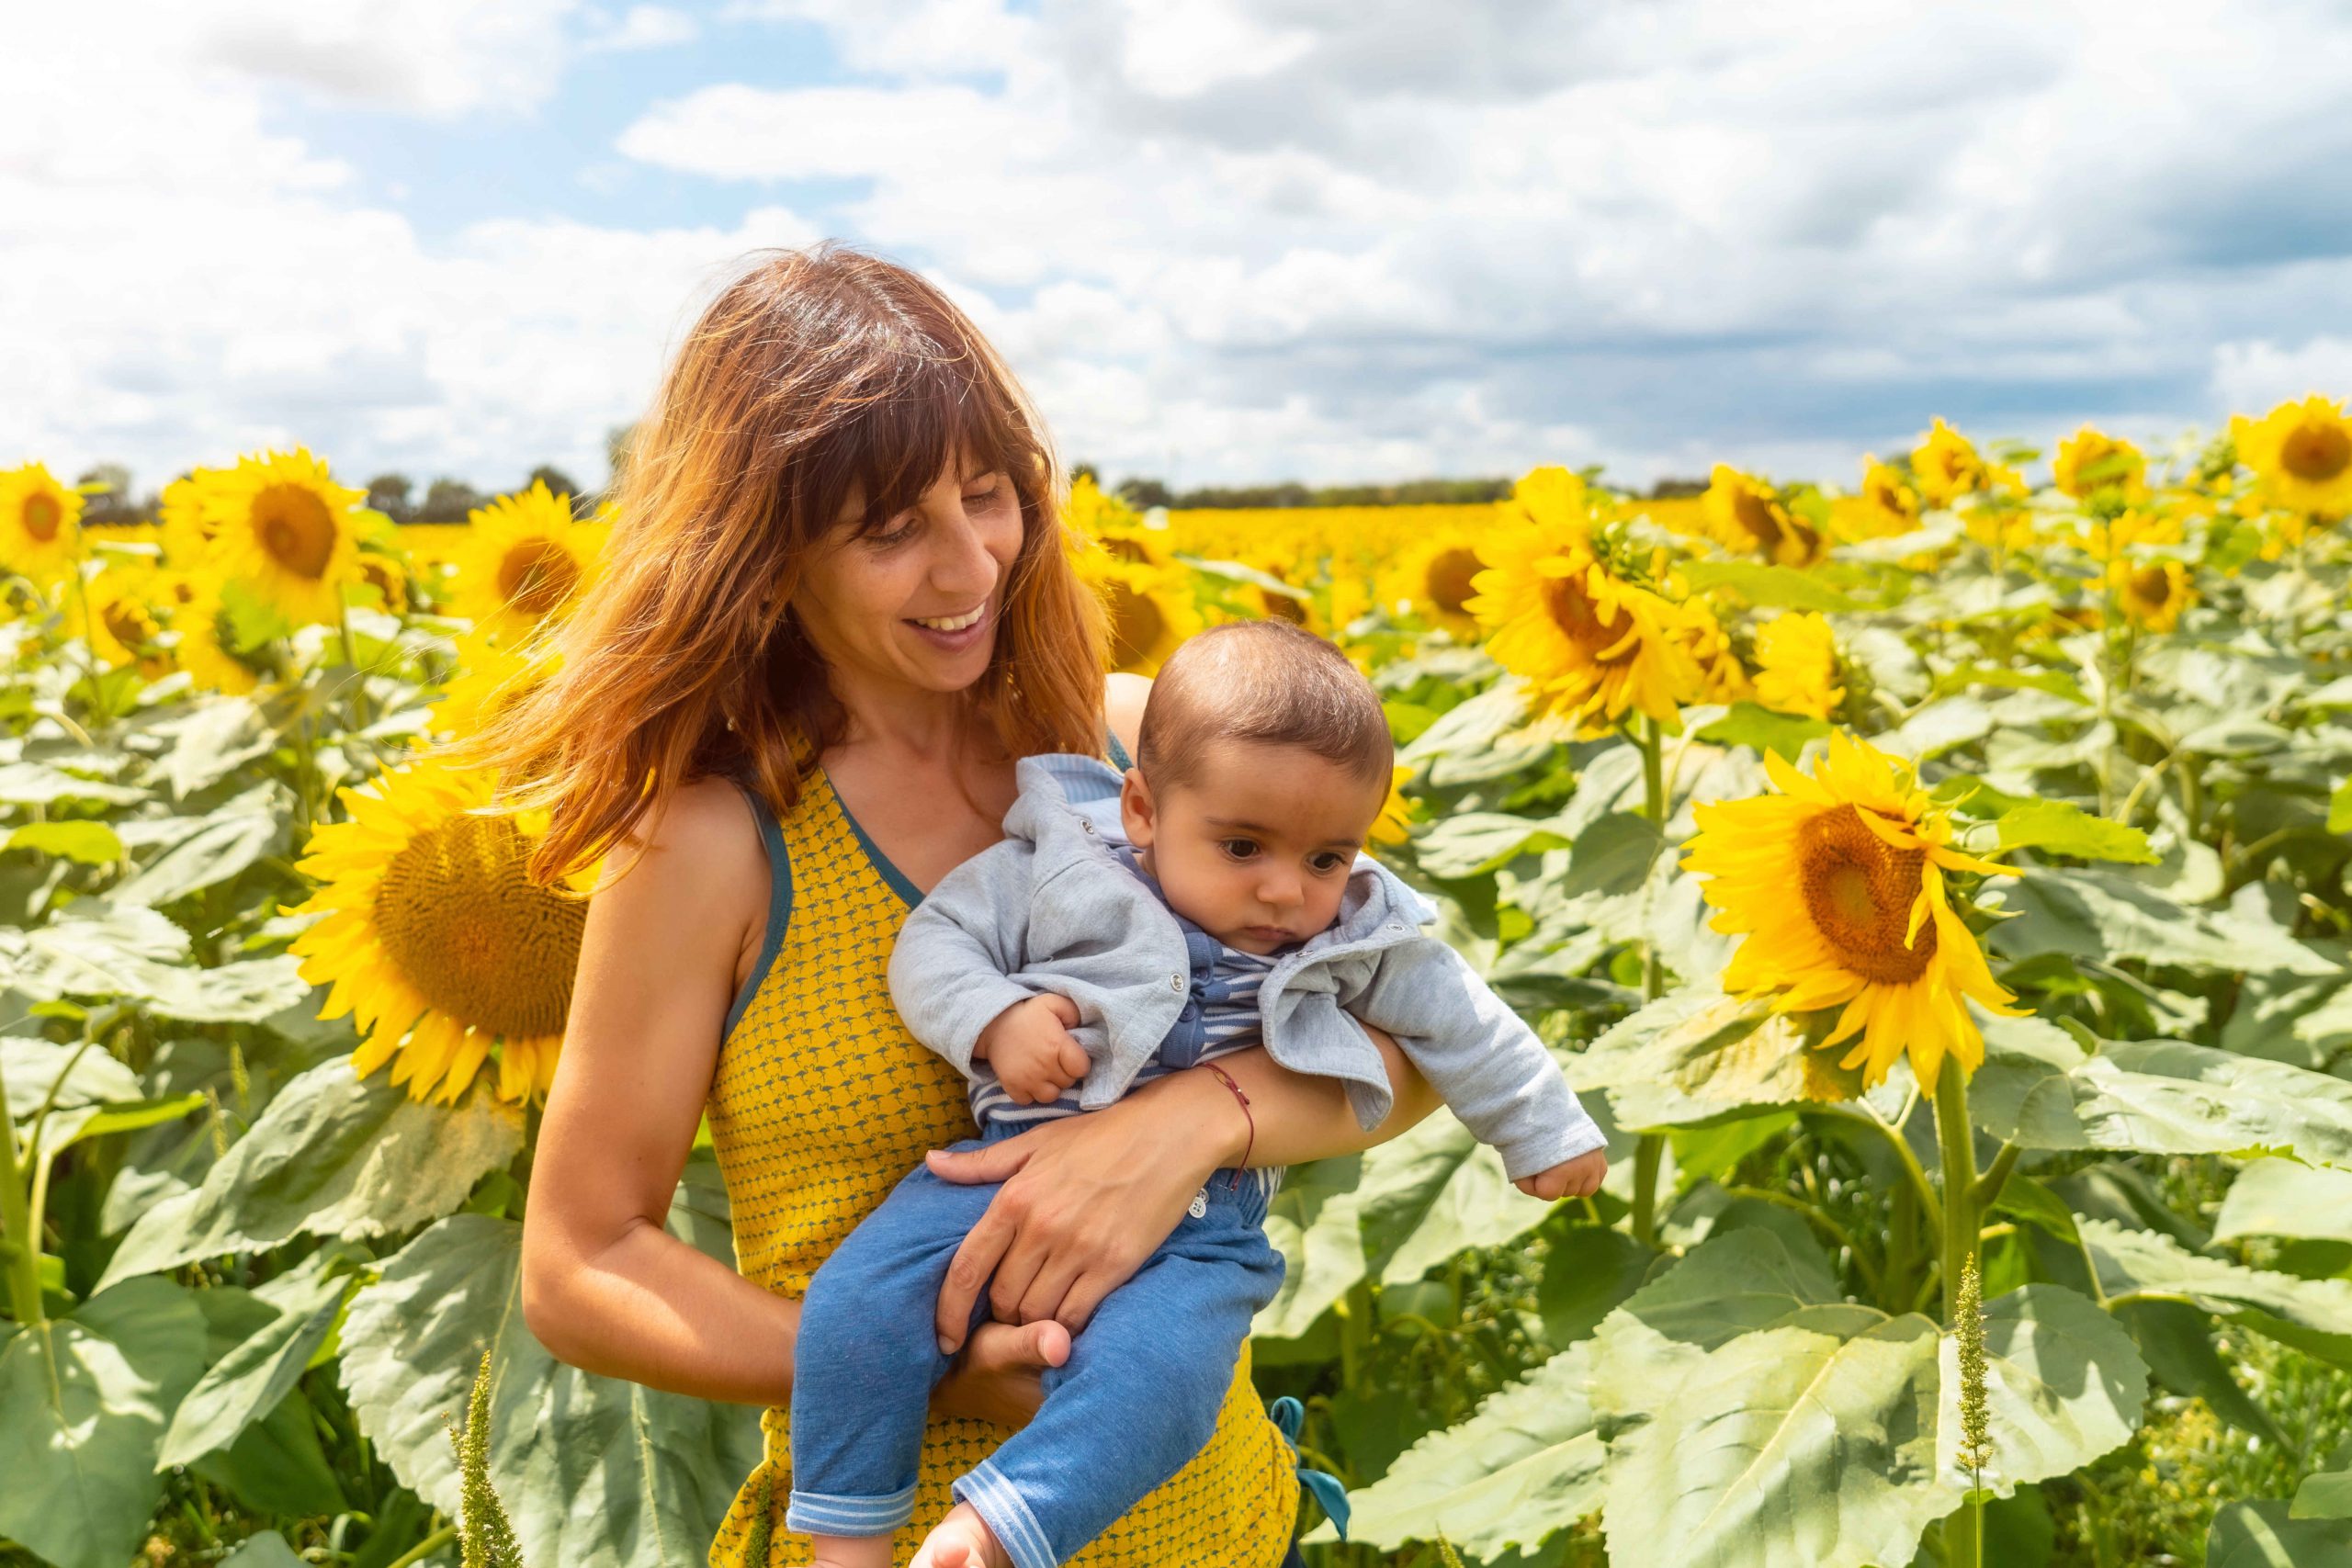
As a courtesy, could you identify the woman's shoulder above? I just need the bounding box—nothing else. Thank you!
[594,776,771,939]
[1104,671,1151,764]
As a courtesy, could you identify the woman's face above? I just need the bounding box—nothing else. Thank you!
[790,451,1024,699]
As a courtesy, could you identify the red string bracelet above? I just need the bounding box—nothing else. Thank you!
[1201,1061,1253,1190]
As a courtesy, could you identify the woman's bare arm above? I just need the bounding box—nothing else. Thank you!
[520,779,801,1406]
[522,778,1070,1418]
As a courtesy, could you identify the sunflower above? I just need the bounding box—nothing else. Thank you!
[156,468,224,570]
[169,579,265,695]
[1466,490,1701,735]
[353,550,413,615]
[1836,457,1919,540]
[1074,550,1203,675]
[2233,395,2352,518]
[1701,466,1826,566]
[1911,418,1986,510]
[2053,427,2147,504]
[449,479,600,642]
[1682,732,2024,1089]
[1379,525,1489,637]
[1,462,86,581]
[284,757,596,1106]
[1752,611,1844,720]
[427,626,561,741]
[67,566,175,678]
[1680,597,1754,705]
[2112,558,2193,634]
[199,448,367,627]
[1066,474,1168,567]
[1366,763,1418,850]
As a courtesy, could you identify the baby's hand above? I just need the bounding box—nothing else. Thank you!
[1516,1146,1609,1201]
[977,993,1091,1106]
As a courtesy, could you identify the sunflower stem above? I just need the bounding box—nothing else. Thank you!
[338,600,373,736]
[0,1048,44,1325]
[1935,1054,1984,1568]
[62,552,111,729]
[1629,716,1669,1249]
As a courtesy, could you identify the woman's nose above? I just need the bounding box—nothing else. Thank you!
[933,507,1005,597]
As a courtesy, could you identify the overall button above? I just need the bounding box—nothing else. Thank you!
[1188,1188,1209,1219]
[1170,973,1185,992]
[1080,818,1095,833]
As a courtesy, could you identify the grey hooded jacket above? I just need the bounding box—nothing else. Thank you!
[886,752,1605,1181]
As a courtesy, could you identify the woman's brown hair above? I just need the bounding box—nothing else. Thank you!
[433,241,1112,887]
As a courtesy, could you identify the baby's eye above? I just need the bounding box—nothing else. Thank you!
[1310,852,1348,874]
[1220,839,1259,860]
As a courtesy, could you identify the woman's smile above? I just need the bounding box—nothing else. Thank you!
[906,596,996,654]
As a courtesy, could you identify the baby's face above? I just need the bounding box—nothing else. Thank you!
[1118,739,1389,956]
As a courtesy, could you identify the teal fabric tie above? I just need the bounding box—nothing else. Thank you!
[1268,1395,1351,1540]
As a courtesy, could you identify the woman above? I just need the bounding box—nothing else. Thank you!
[475,243,1440,1566]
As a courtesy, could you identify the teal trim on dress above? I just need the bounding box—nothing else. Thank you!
[1104,724,1134,773]
[723,777,794,1038]
[831,775,927,910]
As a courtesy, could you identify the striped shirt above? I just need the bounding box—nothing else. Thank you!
[967,839,1288,1202]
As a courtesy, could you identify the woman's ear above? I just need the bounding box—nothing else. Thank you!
[1119,767,1155,847]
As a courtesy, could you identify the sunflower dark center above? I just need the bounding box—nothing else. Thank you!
[1732,491,1786,549]
[2130,565,2171,605]
[1102,536,1153,565]
[1105,580,1165,669]
[1425,547,1481,614]
[2282,421,2352,484]
[372,814,584,1039]
[103,602,154,647]
[498,541,582,618]
[252,485,336,578]
[1540,573,1636,665]
[22,493,62,542]
[1798,805,1935,985]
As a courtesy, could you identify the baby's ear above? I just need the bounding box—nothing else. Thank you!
[1118,767,1155,844]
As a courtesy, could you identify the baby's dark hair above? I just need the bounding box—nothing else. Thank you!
[1136,620,1394,797]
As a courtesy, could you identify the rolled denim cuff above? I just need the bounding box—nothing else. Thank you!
[784,1481,917,1538]
[953,1458,1057,1568]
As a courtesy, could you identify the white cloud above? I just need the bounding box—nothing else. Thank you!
[2,6,820,493]
[2212,337,2352,415]
[608,0,2352,484]
[14,0,2352,497]
[581,5,701,54]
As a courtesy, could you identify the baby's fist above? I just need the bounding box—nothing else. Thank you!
[1516,1146,1608,1201]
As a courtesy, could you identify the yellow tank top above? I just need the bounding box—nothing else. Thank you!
[703,750,1301,1567]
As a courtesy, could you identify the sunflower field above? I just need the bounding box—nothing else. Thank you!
[5,399,2352,1568]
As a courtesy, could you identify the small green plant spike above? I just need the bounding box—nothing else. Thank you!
[1434,1534,1465,1568]
[1954,1249,1995,1568]
[444,1348,526,1568]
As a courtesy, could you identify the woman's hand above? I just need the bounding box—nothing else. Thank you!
[923,1078,1238,1350]
[929,1318,1071,1428]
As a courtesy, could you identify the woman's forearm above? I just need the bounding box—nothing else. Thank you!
[523,1215,799,1407]
[1139,1023,1442,1171]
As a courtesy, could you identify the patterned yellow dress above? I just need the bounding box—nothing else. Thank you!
[704,741,1302,1567]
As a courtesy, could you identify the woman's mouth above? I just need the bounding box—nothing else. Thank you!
[907,602,992,652]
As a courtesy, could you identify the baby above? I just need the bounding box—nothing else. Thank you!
[786,618,1610,1568]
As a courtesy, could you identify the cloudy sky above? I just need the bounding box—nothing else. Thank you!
[7,0,2351,499]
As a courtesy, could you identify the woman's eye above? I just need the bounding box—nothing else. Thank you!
[870,516,919,546]
[964,481,1004,509]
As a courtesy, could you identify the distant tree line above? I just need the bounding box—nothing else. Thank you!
[70,425,637,528]
[1082,466,1711,509]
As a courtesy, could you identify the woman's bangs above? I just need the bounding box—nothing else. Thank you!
[828,348,1034,536]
